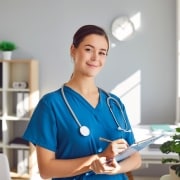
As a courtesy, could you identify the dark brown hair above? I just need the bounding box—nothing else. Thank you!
[72,25,109,51]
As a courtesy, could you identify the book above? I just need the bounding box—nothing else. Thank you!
[9,137,29,146]
[23,92,29,117]
[150,124,172,132]
[16,92,24,117]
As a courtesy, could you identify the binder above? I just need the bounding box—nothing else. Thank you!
[23,92,29,117]
[16,92,24,117]
[16,92,29,117]
[17,149,29,174]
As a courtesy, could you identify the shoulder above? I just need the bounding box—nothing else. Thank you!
[100,88,125,107]
[100,88,122,100]
[109,92,124,106]
[39,88,62,106]
[42,89,60,98]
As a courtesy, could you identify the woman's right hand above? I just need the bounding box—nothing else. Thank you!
[89,139,128,174]
[99,139,128,160]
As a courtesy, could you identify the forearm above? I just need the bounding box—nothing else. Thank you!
[117,152,142,173]
[36,146,141,179]
[37,147,98,179]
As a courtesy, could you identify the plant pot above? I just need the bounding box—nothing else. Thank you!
[2,51,12,60]
[169,164,180,180]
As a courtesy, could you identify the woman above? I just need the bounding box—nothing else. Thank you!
[23,24,141,180]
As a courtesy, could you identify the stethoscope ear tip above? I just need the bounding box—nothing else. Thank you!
[117,126,132,132]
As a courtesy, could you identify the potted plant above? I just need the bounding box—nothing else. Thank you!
[160,127,180,179]
[0,41,17,60]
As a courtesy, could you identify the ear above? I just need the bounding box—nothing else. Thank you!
[70,44,76,58]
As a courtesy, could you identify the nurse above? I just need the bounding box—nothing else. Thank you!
[23,24,142,180]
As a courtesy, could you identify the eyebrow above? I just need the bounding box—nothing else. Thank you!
[84,44,108,52]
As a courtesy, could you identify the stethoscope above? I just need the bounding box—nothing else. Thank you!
[61,86,131,137]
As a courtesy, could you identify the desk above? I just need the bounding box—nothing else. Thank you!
[131,125,178,177]
[140,147,178,165]
[132,125,178,166]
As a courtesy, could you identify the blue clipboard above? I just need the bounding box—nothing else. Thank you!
[115,134,164,162]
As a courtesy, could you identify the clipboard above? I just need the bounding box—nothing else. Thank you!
[115,134,164,162]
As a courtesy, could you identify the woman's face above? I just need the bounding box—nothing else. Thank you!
[71,34,108,78]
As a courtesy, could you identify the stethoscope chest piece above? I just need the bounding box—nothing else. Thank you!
[80,126,90,136]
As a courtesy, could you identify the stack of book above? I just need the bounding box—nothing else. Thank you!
[149,124,173,149]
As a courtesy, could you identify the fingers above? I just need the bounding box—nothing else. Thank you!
[115,139,128,147]
[115,142,128,154]
[90,157,118,174]
[100,138,129,160]
[111,139,128,156]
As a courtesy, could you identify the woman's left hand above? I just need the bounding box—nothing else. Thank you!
[90,157,120,174]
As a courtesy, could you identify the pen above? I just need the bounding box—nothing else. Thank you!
[99,137,113,143]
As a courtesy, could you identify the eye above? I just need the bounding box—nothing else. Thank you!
[99,51,107,56]
[85,47,93,52]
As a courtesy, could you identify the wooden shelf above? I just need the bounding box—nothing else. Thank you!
[0,59,39,178]
[11,171,30,180]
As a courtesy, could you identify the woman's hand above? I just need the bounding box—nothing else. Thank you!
[89,139,141,175]
[89,138,128,174]
[90,157,120,174]
[99,139,128,160]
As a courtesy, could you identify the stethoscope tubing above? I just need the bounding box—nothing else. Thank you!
[61,86,131,136]
[106,96,131,132]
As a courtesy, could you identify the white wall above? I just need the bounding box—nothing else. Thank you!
[0,0,176,125]
[177,0,180,124]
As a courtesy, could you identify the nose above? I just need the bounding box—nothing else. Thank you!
[91,51,98,61]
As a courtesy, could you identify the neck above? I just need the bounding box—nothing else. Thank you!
[65,77,97,95]
[65,75,99,108]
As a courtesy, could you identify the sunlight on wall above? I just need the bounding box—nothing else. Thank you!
[130,12,141,31]
[111,70,141,126]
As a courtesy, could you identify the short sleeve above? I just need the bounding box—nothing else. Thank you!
[22,96,58,152]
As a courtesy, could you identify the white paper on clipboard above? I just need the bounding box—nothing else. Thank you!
[115,134,164,162]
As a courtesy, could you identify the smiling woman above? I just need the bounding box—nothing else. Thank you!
[23,25,141,180]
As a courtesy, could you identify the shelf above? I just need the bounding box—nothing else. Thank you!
[11,171,30,180]
[5,88,30,92]
[6,144,29,150]
[0,59,39,177]
[5,116,30,121]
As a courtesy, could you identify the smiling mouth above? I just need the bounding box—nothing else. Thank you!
[87,63,98,68]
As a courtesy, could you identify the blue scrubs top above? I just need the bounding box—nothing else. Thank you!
[23,86,135,180]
